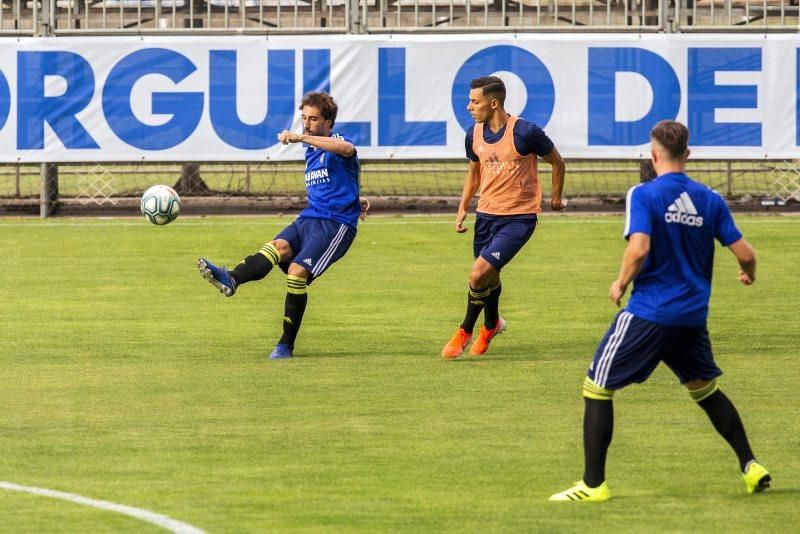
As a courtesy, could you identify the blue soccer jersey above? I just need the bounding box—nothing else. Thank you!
[299,132,361,228]
[624,172,742,327]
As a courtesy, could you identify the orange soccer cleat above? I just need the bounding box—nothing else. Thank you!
[441,327,473,359]
[469,317,507,355]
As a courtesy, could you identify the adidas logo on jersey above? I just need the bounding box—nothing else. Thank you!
[665,192,704,227]
[303,258,313,266]
[491,251,501,260]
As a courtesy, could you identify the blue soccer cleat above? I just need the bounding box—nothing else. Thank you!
[269,343,293,359]
[198,257,237,297]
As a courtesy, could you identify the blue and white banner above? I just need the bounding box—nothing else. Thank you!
[3,34,799,162]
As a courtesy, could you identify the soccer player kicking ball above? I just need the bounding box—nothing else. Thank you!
[198,92,367,359]
[441,76,566,358]
[550,121,770,502]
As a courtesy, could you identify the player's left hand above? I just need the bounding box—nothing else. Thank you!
[551,197,568,212]
[278,131,303,145]
[609,280,627,306]
[359,197,371,221]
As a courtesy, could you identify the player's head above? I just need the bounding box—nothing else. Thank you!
[468,76,506,122]
[300,92,338,137]
[650,120,690,166]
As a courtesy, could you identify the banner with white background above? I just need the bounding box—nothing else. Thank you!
[2,33,798,162]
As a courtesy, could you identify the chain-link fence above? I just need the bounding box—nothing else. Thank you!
[3,160,798,215]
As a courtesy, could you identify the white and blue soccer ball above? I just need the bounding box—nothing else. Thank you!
[140,184,181,225]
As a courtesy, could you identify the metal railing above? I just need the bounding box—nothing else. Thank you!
[360,0,663,32]
[47,0,349,33]
[0,0,783,36]
[0,0,38,34]
[29,0,797,34]
[676,0,799,30]
[1,0,795,37]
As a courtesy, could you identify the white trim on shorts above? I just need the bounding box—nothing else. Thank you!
[311,223,348,276]
[595,311,634,387]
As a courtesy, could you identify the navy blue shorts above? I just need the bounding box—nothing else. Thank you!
[473,214,537,270]
[587,310,722,389]
[274,217,356,283]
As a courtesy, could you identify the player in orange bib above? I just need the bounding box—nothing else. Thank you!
[442,76,566,358]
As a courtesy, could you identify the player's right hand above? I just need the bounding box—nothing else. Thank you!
[738,269,755,285]
[278,130,301,145]
[551,197,568,212]
[456,210,468,233]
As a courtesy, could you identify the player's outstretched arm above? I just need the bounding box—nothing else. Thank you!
[728,238,757,285]
[277,131,356,157]
[542,147,567,212]
[610,232,650,306]
[456,160,481,233]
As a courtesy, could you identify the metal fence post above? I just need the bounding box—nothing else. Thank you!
[661,0,671,31]
[40,163,59,218]
[348,0,361,33]
[245,163,251,194]
[40,0,52,33]
[38,0,60,218]
[726,161,733,197]
[640,159,657,182]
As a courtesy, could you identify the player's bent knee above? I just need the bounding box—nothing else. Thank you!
[583,376,614,400]
[287,263,310,279]
[687,378,718,402]
[469,261,497,287]
[272,239,293,261]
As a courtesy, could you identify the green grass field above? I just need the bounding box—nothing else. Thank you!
[1,214,798,532]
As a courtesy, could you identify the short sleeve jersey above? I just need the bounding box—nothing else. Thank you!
[299,132,361,228]
[623,172,742,327]
[465,118,554,162]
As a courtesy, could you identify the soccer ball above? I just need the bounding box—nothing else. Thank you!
[140,185,181,225]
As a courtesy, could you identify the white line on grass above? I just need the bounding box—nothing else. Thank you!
[0,481,206,534]
[0,216,796,228]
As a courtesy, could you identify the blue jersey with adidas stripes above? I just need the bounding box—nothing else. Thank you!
[299,132,361,228]
[624,172,742,327]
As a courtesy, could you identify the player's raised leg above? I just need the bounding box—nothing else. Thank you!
[198,258,238,297]
[687,379,771,493]
[198,241,285,297]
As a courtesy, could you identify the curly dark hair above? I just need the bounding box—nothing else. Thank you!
[299,92,338,127]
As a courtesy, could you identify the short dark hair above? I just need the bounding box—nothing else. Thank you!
[470,76,506,104]
[299,92,338,127]
[650,120,689,160]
